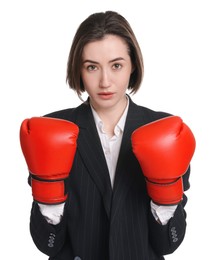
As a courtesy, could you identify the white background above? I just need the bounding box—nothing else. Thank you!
[1,0,211,259]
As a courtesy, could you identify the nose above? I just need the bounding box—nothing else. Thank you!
[99,69,111,88]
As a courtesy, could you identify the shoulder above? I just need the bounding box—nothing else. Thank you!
[43,102,90,122]
[44,108,76,119]
[137,104,172,119]
[129,97,173,123]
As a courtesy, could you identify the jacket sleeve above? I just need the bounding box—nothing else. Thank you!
[30,202,68,257]
[148,166,190,256]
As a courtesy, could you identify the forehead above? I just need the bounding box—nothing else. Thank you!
[82,34,129,59]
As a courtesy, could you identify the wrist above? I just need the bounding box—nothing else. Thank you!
[38,203,65,225]
[146,177,183,205]
[150,201,178,225]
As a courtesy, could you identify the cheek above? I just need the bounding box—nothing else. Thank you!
[81,75,96,94]
[118,71,132,89]
[81,72,91,90]
[81,71,98,86]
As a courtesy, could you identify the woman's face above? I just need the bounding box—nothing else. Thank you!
[81,34,133,112]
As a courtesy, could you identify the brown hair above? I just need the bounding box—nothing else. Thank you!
[66,11,144,99]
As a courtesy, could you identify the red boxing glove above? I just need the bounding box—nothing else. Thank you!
[131,116,196,205]
[20,117,79,204]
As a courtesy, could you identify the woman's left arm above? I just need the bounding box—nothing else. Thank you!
[148,167,190,256]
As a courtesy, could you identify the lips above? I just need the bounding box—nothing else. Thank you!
[98,92,114,99]
[98,92,114,96]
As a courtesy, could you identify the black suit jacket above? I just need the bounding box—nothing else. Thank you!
[29,98,189,260]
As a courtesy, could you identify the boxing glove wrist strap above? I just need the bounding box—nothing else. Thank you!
[146,177,183,206]
[30,174,69,205]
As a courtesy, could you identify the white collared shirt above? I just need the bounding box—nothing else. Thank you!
[90,97,129,187]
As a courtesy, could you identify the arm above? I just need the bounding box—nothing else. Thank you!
[149,196,187,255]
[20,117,79,256]
[131,116,195,255]
[150,202,178,225]
[148,167,190,255]
[30,202,67,256]
[150,165,191,226]
[38,203,65,225]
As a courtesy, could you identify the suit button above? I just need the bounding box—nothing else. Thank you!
[74,257,81,260]
[171,227,178,242]
[48,233,56,247]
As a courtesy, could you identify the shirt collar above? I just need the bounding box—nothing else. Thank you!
[90,95,129,135]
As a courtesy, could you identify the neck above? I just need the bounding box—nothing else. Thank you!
[91,96,128,137]
[95,96,127,121]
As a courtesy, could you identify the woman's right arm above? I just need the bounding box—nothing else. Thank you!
[30,202,67,257]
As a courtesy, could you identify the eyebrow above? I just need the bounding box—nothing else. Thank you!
[82,57,125,64]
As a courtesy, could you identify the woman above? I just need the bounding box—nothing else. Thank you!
[20,11,195,260]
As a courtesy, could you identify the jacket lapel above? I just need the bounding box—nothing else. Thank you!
[75,103,113,218]
[110,100,147,223]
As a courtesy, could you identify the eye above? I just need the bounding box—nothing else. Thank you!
[87,65,97,71]
[112,63,122,70]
